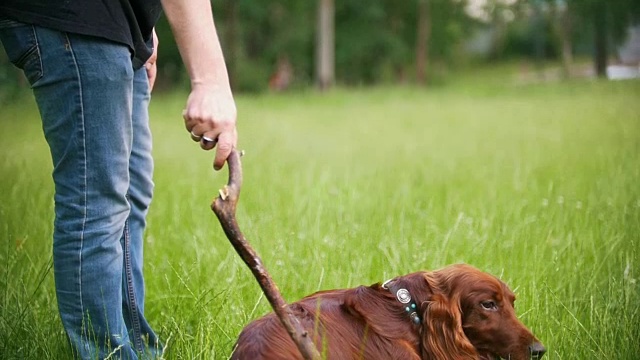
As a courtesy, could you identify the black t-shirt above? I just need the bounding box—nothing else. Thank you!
[0,0,162,68]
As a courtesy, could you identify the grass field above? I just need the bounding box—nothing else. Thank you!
[1,68,639,359]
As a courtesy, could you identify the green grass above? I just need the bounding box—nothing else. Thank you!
[1,69,639,359]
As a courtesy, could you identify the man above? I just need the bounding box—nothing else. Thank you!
[0,0,236,358]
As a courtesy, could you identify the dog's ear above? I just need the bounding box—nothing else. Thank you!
[421,275,477,360]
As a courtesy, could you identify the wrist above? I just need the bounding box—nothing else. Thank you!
[191,76,231,92]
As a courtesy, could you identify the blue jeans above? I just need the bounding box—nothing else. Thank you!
[0,20,160,359]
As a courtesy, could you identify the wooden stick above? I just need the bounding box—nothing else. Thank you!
[211,149,321,360]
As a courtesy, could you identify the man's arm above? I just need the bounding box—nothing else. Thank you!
[161,0,237,170]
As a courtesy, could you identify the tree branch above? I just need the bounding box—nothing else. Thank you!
[211,149,321,360]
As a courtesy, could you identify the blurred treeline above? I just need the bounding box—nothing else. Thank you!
[1,0,639,97]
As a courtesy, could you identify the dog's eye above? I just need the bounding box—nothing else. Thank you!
[481,300,497,310]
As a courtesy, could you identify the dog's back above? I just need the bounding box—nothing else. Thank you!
[231,286,421,360]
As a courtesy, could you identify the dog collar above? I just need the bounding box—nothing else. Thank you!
[382,278,421,325]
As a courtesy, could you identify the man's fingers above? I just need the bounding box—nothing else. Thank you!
[145,29,159,91]
[200,132,218,150]
[190,131,202,142]
[183,109,198,131]
[146,63,157,91]
[213,131,235,171]
[189,124,206,142]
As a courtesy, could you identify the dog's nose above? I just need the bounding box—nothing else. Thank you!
[529,342,546,358]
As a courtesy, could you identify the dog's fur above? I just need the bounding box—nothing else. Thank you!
[231,264,544,360]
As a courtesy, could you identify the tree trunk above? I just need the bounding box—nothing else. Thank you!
[593,3,608,78]
[416,0,430,85]
[560,8,573,77]
[550,0,573,78]
[224,0,239,89]
[532,0,546,76]
[316,0,334,90]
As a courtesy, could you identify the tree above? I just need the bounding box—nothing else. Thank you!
[416,0,431,85]
[223,0,240,90]
[570,0,640,77]
[152,0,476,91]
[549,0,573,78]
[316,0,335,90]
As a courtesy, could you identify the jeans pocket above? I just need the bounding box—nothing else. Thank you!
[0,19,43,85]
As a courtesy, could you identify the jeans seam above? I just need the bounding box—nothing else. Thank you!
[65,31,89,349]
[123,216,143,351]
[31,25,43,83]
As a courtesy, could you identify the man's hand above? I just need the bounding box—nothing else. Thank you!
[144,29,159,91]
[161,0,238,170]
[183,83,237,170]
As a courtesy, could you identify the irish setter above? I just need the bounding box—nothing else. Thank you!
[231,264,545,359]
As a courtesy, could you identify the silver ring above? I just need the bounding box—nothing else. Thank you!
[190,131,202,141]
[202,136,216,143]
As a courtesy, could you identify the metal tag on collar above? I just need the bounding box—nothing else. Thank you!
[396,288,412,304]
[382,278,422,325]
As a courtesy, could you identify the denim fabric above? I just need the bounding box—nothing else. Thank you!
[0,20,160,359]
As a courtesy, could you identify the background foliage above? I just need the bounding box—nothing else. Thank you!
[2,0,639,98]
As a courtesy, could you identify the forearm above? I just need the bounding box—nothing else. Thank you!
[161,0,230,90]
[161,0,237,169]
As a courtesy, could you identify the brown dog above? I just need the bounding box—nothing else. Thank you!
[231,264,545,360]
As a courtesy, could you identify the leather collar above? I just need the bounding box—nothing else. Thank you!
[382,278,422,325]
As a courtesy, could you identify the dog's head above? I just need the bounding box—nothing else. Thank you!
[412,264,545,360]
